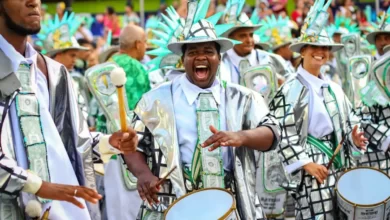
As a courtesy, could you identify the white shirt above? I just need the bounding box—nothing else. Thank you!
[285,66,334,173]
[226,49,260,84]
[0,35,90,219]
[173,74,233,171]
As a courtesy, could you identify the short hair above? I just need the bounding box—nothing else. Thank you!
[181,42,221,55]
[119,24,144,50]
[107,7,115,15]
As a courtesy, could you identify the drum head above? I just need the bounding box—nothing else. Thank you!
[165,188,234,220]
[337,168,390,205]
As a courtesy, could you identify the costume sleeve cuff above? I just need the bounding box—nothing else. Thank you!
[380,136,390,152]
[262,125,281,152]
[99,135,121,164]
[22,172,43,194]
[285,159,312,174]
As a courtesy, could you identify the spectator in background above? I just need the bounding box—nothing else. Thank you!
[104,7,121,38]
[40,4,52,25]
[56,2,66,20]
[216,0,227,13]
[123,3,140,26]
[75,39,96,74]
[292,0,304,26]
[91,14,105,37]
[76,22,94,43]
[337,0,360,23]
[258,0,273,19]
[177,0,188,18]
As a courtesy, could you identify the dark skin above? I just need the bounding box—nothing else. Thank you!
[111,42,276,204]
[229,27,255,57]
[0,0,101,208]
[274,43,293,61]
[375,33,390,56]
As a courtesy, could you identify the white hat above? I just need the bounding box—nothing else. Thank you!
[289,0,343,53]
[168,19,233,55]
[366,8,390,45]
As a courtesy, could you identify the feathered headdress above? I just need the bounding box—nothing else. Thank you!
[366,7,390,44]
[35,12,88,57]
[289,0,343,53]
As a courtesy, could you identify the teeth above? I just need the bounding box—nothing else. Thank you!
[196,65,207,68]
[313,56,323,60]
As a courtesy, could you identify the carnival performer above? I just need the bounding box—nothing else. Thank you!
[219,0,291,84]
[0,0,102,219]
[353,49,390,175]
[108,3,282,219]
[35,12,92,124]
[366,8,390,60]
[268,1,367,219]
[257,14,296,77]
[91,24,151,220]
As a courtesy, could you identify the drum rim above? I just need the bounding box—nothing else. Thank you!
[163,187,237,220]
[335,166,390,207]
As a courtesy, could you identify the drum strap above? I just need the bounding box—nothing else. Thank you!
[307,135,342,169]
[183,93,225,189]
[322,85,344,167]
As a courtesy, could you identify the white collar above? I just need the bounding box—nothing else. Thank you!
[0,35,37,73]
[298,65,329,96]
[226,48,257,68]
[179,73,221,106]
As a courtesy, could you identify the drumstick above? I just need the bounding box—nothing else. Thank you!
[155,166,177,187]
[110,67,128,132]
[326,135,347,170]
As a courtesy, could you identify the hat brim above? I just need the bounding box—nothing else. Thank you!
[272,41,292,51]
[98,46,119,63]
[47,46,89,57]
[366,31,390,45]
[221,24,262,38]
[167,38,234,56]
[289,42,344,53]
[255,42,271,51]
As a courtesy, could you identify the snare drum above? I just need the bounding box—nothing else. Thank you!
[164,188,239,220]
[335,167,390,220]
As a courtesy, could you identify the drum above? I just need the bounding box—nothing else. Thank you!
[335,167,390,220]
[164,188,239,220]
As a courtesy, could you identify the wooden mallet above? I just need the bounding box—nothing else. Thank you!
[326,135,347,169]
[110,67,128,132]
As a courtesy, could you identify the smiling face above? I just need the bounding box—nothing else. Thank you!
[182,42,221,89]
[0,0,41,35]
[301,45,330,72]
[375,33,390,56]
[229,27,255,57]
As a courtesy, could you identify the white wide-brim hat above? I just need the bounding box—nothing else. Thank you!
[168,19,234,55]
[366,30,390,45]
[220,13,262,38]
[46,46,89,57]
[290,30,344,53]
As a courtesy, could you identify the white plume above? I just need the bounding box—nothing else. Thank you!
[110,67,127,86]
[25,200,42,218]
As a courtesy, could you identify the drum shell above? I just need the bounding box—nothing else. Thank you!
[335,167,390,220]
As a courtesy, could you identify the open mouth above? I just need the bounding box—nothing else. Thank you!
[194,65,210,80]
[312,55,325,61]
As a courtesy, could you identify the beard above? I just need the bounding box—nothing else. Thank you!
[1,6,41,35]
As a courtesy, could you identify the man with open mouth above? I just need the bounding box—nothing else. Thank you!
[107,2,282,219]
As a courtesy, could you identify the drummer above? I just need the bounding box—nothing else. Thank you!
[108,16,281,220]
[267,1,367,219]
